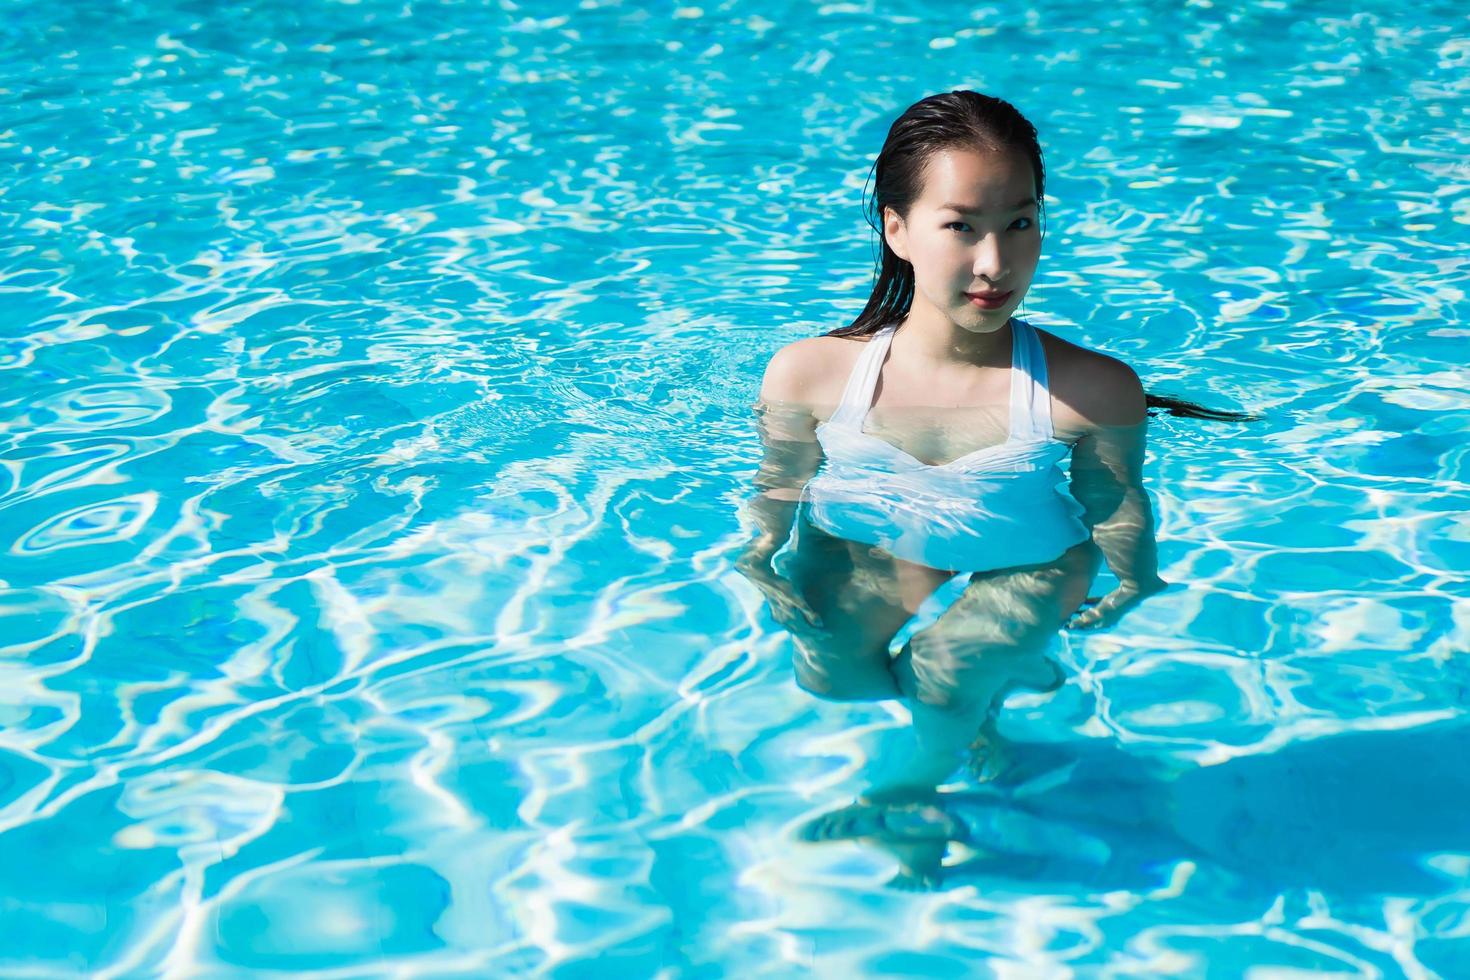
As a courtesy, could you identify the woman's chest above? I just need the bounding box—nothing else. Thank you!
[858,405,1012,465]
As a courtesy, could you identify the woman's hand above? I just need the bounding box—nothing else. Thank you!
[1064,576,1171,632]
[735,553,825,630]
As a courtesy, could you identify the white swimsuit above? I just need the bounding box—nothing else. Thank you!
[782,316,1091,574]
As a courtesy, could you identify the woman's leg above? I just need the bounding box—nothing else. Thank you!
[871,538,1103,797]
[777,517,955,701]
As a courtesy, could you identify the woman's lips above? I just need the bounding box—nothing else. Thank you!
[965,291,1012,308]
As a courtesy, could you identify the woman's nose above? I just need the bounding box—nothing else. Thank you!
[971,234,1007,279]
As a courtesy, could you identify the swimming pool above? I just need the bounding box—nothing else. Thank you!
[2,0,1468,974]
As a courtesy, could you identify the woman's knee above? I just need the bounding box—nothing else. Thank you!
[892,636,969,711]
[793,657,900,701]
[895,632,1056,714]
[792,655,836,697]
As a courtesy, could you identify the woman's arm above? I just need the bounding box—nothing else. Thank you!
[742,419,822,561]
[1069,418,1163,586]
[734,343,830,626]
[1064,359,1168,628]
[739,342,825,562]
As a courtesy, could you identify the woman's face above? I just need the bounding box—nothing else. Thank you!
[882,146,1042,333]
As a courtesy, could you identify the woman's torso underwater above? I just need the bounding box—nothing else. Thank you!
[772,316,1104,587]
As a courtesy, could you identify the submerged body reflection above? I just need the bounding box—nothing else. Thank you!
[791,506,1105,883]
[750,505,1105,887]
[778,511,1098,714]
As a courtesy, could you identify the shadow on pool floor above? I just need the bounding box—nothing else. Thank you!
[940,714,1470,902]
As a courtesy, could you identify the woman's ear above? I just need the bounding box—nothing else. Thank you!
[882,206,910,263]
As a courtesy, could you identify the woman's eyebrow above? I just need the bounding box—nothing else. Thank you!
[940,197,1038,212]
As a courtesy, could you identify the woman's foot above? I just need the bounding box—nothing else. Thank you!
[967,718,1018,784]
[885,840,947,890]
[799,799,968,843]
[798,799,970,890]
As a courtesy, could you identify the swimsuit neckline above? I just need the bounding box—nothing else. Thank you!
[851,319,1025,470]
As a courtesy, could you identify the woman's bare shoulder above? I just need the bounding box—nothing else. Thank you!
[758,332,868,407]
[1037,327,1148,432]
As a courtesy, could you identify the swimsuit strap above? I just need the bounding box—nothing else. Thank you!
[828,322,899,427]
[827,318,1054,441]
[1009,317,1056,442]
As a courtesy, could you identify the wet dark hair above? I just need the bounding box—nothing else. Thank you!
[827,89,1258,423]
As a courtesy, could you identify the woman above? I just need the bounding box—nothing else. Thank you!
[736,91,1252,883]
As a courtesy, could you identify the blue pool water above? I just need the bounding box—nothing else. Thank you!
[2,0,1469,974]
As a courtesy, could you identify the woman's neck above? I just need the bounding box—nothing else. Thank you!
[892,309,1013,369]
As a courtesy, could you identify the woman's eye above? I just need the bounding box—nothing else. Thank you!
[946,218,1034,232]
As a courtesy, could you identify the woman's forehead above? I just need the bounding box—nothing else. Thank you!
[917,150,1035,207]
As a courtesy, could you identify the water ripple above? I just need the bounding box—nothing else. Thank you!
[0,0,1467,974]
